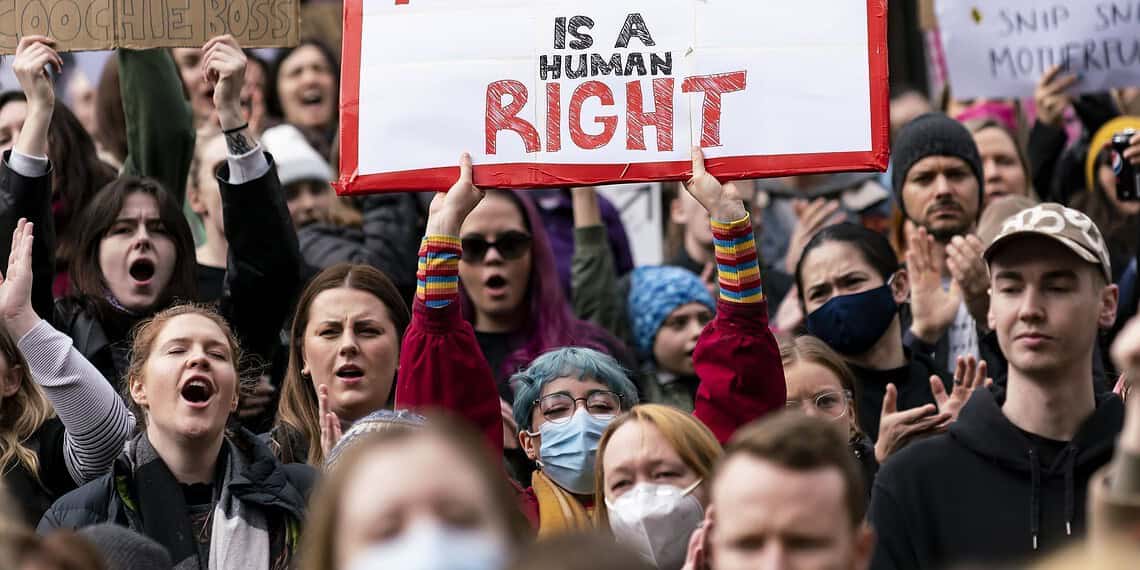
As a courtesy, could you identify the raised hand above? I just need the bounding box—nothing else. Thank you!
[946,234,990,325]
[12,36,60,110]
[11,36,62,157]
[785,198,843,274]
[201,35,248,132]
[238,374,276,419]
[318,384,344,460]
[426,153,486,236]
[1114,316,1140,376]
[907,226,961,344]
[773,284,805,333]
[875,383,951,463]
[570,187,601,228]
[681,505,714,570]
[930,356,988,423]
[0,219,41,338]
[1034,65,1077,128]
[1124,130,1140,168]
[684,146,748,222]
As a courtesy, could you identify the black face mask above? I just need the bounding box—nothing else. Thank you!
[806,281,898,356]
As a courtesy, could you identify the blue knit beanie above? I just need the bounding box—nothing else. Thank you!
[627,266,716,360]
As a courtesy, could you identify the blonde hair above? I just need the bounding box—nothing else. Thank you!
[301,414,531,570]
[594,404,723,526]
[0,324,54,483]
[779,335,864,442]
[964,118,1034,197]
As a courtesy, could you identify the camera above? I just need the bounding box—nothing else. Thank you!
[1111,129,1139,202]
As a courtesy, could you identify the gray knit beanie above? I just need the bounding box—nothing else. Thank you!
[891,113,984,219]
[325,409,428,469]
[79,524,173,570]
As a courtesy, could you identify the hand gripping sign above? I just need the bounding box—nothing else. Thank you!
[0,0,299,53]
[338,0,890,194]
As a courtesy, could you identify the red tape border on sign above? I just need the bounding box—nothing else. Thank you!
[337,0,890,195]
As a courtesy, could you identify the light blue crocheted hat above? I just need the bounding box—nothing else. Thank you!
[324,409,428,468]
[627,266,716,360]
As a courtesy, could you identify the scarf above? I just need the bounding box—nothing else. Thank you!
[126,434,270,570]
[531,470,594,539]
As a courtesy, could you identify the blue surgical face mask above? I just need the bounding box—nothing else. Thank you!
[806,278,898,356]
[346,521,507,570]
[529,408,612,495]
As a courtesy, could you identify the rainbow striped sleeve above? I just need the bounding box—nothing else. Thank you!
[417,235,462,308]
[711,214,764,304]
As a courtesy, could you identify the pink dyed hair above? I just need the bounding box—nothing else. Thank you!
[459,190,619,382]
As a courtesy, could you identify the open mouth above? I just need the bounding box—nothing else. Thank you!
[335,364,365,380]
[180,378,215,404]
[300,90,325,107]
[129,260,156,283]
[485,275,507,289]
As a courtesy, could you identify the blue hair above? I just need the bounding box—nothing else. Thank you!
[511,347,639,432]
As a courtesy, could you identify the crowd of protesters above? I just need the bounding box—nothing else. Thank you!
[1,14,1140,570]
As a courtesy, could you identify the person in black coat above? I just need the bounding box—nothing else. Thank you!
[869,204,1125,569]
[0,35,301,392]
[794,223,955,462]
[39,302,315,569]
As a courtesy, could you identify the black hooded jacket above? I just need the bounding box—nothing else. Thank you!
[868,388,1123,569]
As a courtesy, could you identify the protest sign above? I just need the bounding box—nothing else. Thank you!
[0,0,300,54]
[338,0,889,194]
[937,0,1140,99]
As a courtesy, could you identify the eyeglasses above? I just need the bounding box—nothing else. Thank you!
[785,390,852,420]
[535,390,622,424]
[461,231,532,263]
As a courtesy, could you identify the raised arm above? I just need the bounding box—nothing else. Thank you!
[1096,316,1140,544]
[118,48,196,204]
[1,36,60,322]
[0,221,132,485]
[570,187,631,344]
[684,147,786,444]
[1028,66,1076,202]
[204,36,303,363]
[394,155,503,454]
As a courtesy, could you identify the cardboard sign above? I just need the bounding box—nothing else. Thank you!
[937,0,1140,99]
[338,0,889,194]
[0,0,300,54]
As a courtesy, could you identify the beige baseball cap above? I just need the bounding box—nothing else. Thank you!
[983,203,1112,282]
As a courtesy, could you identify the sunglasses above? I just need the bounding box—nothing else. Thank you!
[461,231,532,263]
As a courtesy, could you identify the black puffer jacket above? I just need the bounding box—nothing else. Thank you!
[38,428,315,564]
[3,154,301,388]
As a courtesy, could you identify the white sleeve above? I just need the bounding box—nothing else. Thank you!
[18,320,134,484]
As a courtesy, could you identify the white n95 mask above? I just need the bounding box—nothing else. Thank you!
[606,480,704,570]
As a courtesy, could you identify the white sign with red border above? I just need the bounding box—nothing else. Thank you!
[338,0,890,194]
